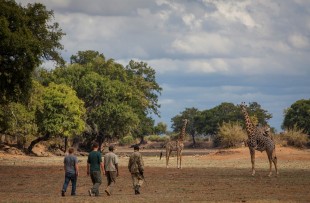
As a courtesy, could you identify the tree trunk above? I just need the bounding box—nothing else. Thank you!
[27,133,50,154]
[139,136,147,145]
[96,133,104,152]
[191,133,196,147]
[64,137,68,153]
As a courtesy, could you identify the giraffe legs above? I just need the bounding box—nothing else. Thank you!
[177,150,179,169]
[272,149,278,176]
[267,152,273,177]
[176,150,183,169]
[250,148,256,176]
[179,150,182,169]
[266,148,279,177]
[166,149,171,168]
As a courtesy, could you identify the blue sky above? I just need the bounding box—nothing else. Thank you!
[18,0,310,132]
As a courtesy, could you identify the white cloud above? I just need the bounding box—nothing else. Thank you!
[13,0,310,131]
[187,59,229,74]
[203,0,258,28]
[182,13,202,30]
[288,34,309,49]
[171,33,233,55]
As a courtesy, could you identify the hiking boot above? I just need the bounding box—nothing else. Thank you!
[88,189,93,196]
[61,191,65,197]
[105,189,111,196]
[135,185,140,195]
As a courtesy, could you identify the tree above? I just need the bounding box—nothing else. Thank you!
[0,102,37,147]
[154,122,167,135]
[176,102,272,138]
[0,80,44,146]
[125,60,162,142]
[28,83,85,153]
[0,0,64,104]
[126,60,162,116]
[282,99,310,135]
[247,102,272,126]
[197,103,241,135]
[70,50,105,65]
[171,108,201,146]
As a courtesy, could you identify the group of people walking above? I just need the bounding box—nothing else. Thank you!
[61,142,144,197]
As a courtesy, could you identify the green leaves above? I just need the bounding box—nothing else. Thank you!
[0,0,64,104]
[283,99,310,134]
[36,83,86,137]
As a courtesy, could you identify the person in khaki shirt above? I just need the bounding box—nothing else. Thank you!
[103,145,119,196]
[128,145,144,195]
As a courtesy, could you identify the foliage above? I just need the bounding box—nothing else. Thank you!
[35,50,162,143]
[215,122,247,148]
[154,122,167,135]
[281,126,309,148]
[282,99,310,135]
[119,135,135,146]
[145,134,169,142]
[246,102,272,125]
[171,107,201,145]
[0,0,64,104]
[0,102,37,147]
[0,80,44,147]
[195,102,272,135]
[36,83,86,137]
[198,103,242,135]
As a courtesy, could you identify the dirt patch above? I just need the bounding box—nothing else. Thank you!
[0,145,309,202]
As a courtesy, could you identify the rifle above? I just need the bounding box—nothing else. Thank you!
[140,172,148,186]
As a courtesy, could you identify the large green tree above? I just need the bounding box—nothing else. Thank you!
[282,99,310,135]
[0,80,44,146]
[0,0,64,104]
[125,60,162,142]
[28,83,85,153]
[37,50,162,147]
[174,102,272,138]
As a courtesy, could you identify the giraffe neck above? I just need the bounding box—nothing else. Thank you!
[242,107,255,138]
[178,121,187,141]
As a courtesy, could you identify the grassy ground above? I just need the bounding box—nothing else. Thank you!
[0,146,309,202]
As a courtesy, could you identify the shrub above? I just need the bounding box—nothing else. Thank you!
[281,126,309,148]
[119,135,135,146]
[215,122,247,148]
[145,135,169,142]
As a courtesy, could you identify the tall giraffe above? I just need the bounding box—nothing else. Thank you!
[240,102,278,176]
[160,119,188,169]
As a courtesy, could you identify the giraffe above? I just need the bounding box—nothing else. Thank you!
[160,119,188,169]
[240,102,278,177]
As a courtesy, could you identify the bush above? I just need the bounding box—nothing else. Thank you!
[281,127,309,148]
[145,135,169,142]
[119,135,135,146]
[215,122,247,148]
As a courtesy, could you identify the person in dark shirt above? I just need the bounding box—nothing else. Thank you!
[87,142,104,196]
[61,147,79,196]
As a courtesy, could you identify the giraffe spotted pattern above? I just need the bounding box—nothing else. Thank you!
[241,102,278,177]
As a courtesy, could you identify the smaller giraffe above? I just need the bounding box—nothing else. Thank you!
[160,119,188,169]
[240,102,278,177]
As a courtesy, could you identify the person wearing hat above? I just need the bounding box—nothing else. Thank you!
[103,145,119,196]
[128,145,144,195]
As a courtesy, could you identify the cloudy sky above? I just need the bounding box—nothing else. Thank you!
[17,0,310,132]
